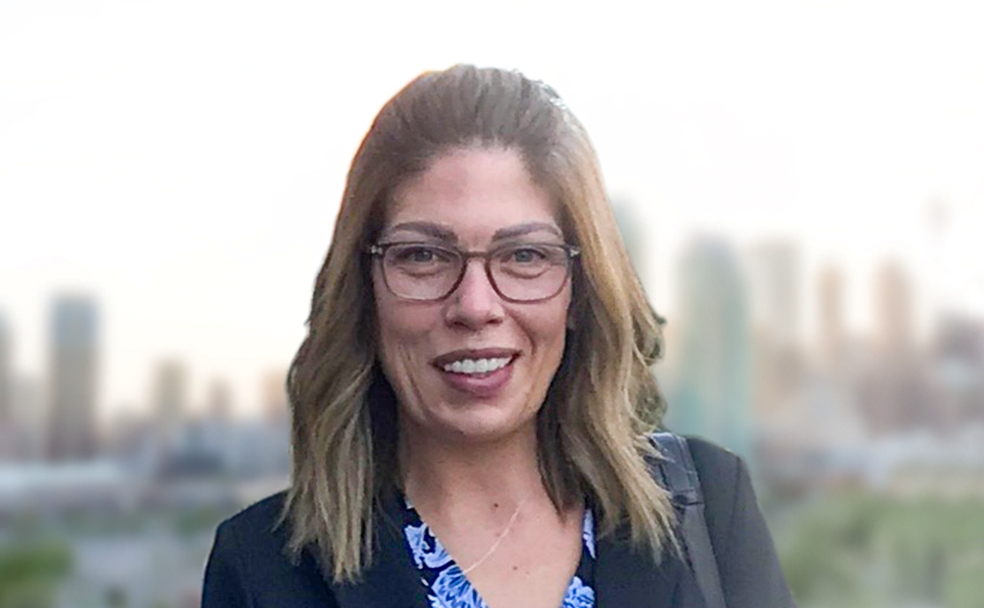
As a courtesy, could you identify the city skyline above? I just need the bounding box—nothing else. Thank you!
[2,5,983,607]
[0,232,974,423]
[3,1,984,416]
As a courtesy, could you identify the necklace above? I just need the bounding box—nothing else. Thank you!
[460,498,525,575]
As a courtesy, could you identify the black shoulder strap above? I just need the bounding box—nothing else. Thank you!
[649,432,727,608]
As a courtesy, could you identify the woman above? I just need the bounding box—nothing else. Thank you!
[203,65,793,608]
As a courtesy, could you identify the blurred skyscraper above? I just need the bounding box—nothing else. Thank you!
[745,241,803,418]
[932,313,984,428]
[0,313,12,460]
[874,261,915,356]
[0,313,10,426]
[664,236,752,458]
[153,360,188,448]
[47,295,99,461]
[261,368,288,421]
[612,201,647,277]
[860,261,930,433]
[206,377,232,420]
[817,265,848,376]
[12,375,46,460]
[746,242,801,350]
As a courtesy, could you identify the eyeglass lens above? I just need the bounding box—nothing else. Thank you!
[381,243,572,302]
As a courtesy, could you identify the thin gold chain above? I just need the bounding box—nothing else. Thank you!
[459,499,525,575]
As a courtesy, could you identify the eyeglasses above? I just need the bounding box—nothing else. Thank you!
[368,241,580,303]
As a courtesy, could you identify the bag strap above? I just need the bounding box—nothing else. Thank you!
[648,432,727,608]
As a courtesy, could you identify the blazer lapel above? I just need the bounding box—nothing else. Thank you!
[594,530,687,608]
[330,499,698,608]
[331,497,430,608]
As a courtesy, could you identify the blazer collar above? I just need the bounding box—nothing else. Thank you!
[330,498,692,608]
[594,528,691,608]
[330,495,430,608]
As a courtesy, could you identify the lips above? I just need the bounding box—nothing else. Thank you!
[432,348,519,398]
[432,348,519,372]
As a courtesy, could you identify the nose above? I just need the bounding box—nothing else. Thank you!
[444,259,505,329]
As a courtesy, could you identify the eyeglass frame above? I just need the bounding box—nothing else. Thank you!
[366,241,581,303]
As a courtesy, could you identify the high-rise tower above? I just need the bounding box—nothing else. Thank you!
[874,261,914,357]
[745,241,803,418]
[0,313,10,426]
[47,295,99,461]
[664,237,752,458]
[817,265,847,374]
[0,314,12,461]
[153,360,188,436]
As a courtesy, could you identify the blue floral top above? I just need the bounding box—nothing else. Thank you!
[400,496,596,608]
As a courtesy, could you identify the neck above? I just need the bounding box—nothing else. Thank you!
[398,421,545,520]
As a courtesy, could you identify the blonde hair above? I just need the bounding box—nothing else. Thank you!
[284,65,673,583]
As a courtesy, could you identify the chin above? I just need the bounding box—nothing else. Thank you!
[415,399,539,445]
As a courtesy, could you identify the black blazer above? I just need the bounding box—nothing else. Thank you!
[686,437,796,608]
[202,439,789,607]
[202,493,704,608]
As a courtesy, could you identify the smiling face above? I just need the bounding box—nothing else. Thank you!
[372,147,572,446]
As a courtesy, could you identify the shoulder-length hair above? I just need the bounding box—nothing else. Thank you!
[284,64,673,583]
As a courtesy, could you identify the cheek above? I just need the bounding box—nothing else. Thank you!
[528,290,573,359]
[373,281,436,372]
[373,268,405,354]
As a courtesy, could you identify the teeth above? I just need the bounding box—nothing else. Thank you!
[442,357,511,375]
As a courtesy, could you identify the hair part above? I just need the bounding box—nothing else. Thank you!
[283,64,674,583]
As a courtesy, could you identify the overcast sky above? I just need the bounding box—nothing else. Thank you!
[2,1,983,417]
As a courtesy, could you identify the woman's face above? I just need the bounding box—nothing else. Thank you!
[373,147,572,445]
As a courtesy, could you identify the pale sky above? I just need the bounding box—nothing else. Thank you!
[2,1,983,418]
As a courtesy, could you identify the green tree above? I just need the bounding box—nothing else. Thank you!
[0,542,72,608]
[778,493,984,608]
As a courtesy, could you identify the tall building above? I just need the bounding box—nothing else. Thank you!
[47,295,99,461]
[261,369,289,421]
[874,260,914,356]
[745,241,801,350]
[0,313,10,426]
[612,201,647,277]
[744,241,803,418]
[12,375,46,461]
[859,261,929,433]
[817,265,847,374]
[150,360,188,473]
[153,360,188,435]
[0,314,13,461]
[932,313,984,428]
[206,378,232,420]
[664,236,752,458]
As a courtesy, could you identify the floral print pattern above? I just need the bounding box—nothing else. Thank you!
[406,521,453,570]
[581,508,595,559]
[401,497,595,608]
[562,576,595,608]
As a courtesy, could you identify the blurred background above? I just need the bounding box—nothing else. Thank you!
[2,2,984,607]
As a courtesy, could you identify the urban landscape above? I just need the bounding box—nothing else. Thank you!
[2,228,983,608]
[4,5,984,606]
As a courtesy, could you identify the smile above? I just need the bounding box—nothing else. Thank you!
[431,349,520,397]
[441,357,512,375]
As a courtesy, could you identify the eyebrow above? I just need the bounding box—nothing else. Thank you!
[492,222,564,241]
[383,222,458,243]
[382,221,564,243]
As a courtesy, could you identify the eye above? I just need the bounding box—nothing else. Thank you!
[391,245,452,264]
[384,244,460,279]
[407,248,436,263]
[505,246,548,264]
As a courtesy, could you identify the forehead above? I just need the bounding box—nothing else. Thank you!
[384,147,562,242]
